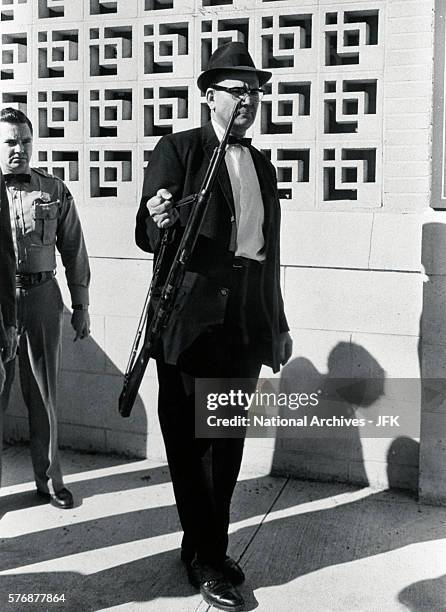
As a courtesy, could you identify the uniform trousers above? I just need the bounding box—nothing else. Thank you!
[156,259,266,567]
[0,278,64,492]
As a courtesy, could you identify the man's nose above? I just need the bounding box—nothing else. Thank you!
[240,93,256,104]
[13,142,24,152]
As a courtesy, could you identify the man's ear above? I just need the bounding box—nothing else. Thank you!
[206,88,216,111]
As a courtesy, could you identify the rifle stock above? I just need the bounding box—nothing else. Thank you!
[119,346,151,417]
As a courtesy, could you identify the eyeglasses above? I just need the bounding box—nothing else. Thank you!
[211,84,265,100]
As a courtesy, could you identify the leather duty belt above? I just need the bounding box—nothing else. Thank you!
[16,270,55,289]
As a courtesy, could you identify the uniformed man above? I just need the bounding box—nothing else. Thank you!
[0,108,90,509]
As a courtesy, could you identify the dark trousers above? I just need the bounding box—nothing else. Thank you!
[0,279,64,492]
[157,260,265,567]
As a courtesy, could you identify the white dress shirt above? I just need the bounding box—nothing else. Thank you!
[212,119,265,261]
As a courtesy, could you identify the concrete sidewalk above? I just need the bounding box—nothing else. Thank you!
[1,445,445,612]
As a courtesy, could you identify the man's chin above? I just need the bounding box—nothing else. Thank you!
[234,117,254,131]
[9,162,28,171]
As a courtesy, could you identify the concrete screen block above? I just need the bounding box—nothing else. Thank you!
[0,25,31,83]
[256,8,317,76]
[88,22,136,80]
[141,15,194,80]
[37,0,84,21]
[86,143,137,203]
[0,0,33,24]
[86,0,138,21]
[36,24,83,82]
[35,143,83,203]
[139,79,195,140]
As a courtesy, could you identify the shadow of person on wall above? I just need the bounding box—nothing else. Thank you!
[271,341,385,486]
[387,436,420,492]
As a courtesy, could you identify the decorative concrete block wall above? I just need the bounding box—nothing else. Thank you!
[1,0,436,495]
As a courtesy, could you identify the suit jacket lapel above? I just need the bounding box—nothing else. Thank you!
[201,122,235,217]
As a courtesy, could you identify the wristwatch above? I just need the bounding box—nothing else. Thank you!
[72,304,89,311]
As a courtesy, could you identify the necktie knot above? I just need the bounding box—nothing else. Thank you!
[227,136,252,147]
[4,173,31,185]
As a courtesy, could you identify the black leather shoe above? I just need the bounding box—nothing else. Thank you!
[183,554,245,587]
[223,556,245,586]
[200,577,244,611]
[186,559,244,611]
[36,487,74,509]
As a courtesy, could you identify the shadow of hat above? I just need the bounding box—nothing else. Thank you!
[197,42,272,93]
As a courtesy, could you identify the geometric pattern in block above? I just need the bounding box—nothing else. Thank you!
[143,19,191,75]
[1,31,28,80]
[1,0,32,24]
[37,28,80,79]
[89,147,133,199]
[323,147,379,206]
[261,78,312,136]
[200,16,249,71]
[89,25,135,79]
[260,13,312,70]
[324,79,378,135]
[143,85,190,136]
[263,147,312,202]
[0,90,28,114]
[37,147,80,182]
[324,9,380,67]
[38,0,65,19]
[38,89,79,139]
[89,87,134,139]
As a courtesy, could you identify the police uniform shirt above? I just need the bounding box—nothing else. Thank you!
[5,168,90,306]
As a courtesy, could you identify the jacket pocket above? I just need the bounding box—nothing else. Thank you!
[33,201,59,246]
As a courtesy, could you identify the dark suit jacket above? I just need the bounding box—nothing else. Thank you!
[0,171,16,347]
[136,122,288,372]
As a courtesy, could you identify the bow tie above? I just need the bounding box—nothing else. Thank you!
[227,136,252,147]
[4,173,31,184]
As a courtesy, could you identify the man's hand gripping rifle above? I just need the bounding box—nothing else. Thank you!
[118,98,244,417]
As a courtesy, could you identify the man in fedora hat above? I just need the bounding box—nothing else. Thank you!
[136,42,292,611]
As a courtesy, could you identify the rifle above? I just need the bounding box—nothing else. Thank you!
[119,98,244,417]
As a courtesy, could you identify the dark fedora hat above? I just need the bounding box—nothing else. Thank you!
[197,42,272,93]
